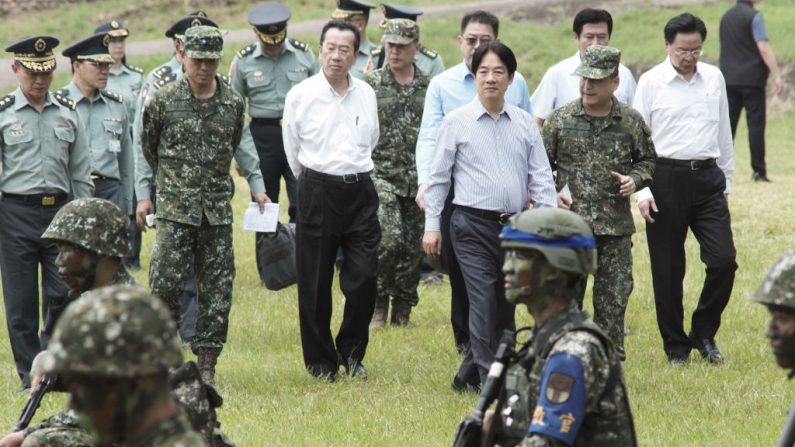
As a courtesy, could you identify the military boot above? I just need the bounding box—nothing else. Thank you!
[197,348,221,386]
[370,294,389,329]
[390,305,411,327]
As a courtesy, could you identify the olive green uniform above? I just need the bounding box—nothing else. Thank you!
[107,63,144,125]
[371,44,444,77]
[351,38,376,79]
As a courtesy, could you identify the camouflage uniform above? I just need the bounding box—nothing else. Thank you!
[363,19,428,325]
[21,411,92,447]
[141,27,265,363]
[542,46,656,355]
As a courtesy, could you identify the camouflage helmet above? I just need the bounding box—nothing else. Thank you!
[751,249,795,309]
[42,197,131,258]
[501,207,596,275]
[42,285,182,378]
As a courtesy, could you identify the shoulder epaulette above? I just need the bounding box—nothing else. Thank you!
[289,38,309,52]
[219,74,231,85]
[420,46,438,59]
[236,43,256,58]
[101,90,123,103]
[126,64,144,74]
[154,73,178,89]
[371,45,382,57]
[54,92,76,110]
[153,65,172,80]
[55,88,69,98]
[0,94,15,111]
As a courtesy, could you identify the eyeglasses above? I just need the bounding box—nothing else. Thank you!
[463,36,493,47]
[672,48,703,58]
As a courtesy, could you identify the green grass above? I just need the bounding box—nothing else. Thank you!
[0,0,794,446]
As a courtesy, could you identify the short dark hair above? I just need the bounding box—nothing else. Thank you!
[320,19,360,52]
[572,8,613,37]
[471,41,517,77]
[664,12,707,44]
[460,11,499,37]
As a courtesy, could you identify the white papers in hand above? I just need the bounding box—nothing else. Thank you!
[242,202,280,232]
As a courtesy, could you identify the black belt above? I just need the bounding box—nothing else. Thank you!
[303,168,371,184]
[91,174,114,181]
[455,205,514,225]
[250,117,282,126]
[3,192,68,206]
[656,157,716,170]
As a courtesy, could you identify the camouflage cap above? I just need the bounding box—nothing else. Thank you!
[42,197,131,258]
[751,249,795,309]
[574,45,620,80]
[43,285,183,378]
[380,18,419,44]
[184,25,224,59]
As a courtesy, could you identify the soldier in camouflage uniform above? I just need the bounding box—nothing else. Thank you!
[363,18,428,327]
[542,46,656,359]
[140,26,268,385]
[40,285,206,446]
[371,3,444,77]
[487,207,636,446]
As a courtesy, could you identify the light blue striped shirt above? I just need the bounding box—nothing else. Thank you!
[415,61,533,185]
[424,98,556,232]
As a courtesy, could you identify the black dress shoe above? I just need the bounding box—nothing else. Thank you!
[690,332,723,364]
[344,359,367,380]
[451,375,481,394]
[667,352,689,365]
[308,365,338,383]
[752,172,772,182]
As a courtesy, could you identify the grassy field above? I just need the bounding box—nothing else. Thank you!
[0,0,794,446]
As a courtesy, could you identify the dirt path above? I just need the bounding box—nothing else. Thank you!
[0,0,718,90]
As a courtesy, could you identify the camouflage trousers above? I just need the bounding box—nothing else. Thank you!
[22,410,93,447]
[575,235,633,352]
[374,185,423,312]
[150,218,235,354]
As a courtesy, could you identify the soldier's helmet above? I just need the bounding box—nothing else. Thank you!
[751,249,795,310]
[501,207,596,276]
[42,197,131,258]
[42,285,182,378]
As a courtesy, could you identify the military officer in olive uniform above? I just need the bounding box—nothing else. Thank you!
[487,207,637,446]
[141,26,268,386]
[363,18,428,328]
[542,46,656,359]
[0,36,93,390]
[229,2,317,282]
[60,33,134,217]
[372,3,444,77]
[332,0,377,78]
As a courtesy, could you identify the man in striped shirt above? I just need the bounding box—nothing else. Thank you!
[423,42,556,390]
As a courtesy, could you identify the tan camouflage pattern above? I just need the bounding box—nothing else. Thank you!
[543,100,656,237]
[500,302,635,446]
[21,410,92,447]
[380,18,419,45]
[43,285,183,377]
[573,45,621,80]
[42,197,132,258]
[184,26,223,60]
[752,249,795,308]
[134,411,208,447]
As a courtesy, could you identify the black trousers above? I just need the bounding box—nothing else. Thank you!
[126,190,142,269]
[296,171,380,376]
[727,85,767,176]
[440,188,470,352]
[647,161,737,357]
[451,208,515,385]
[0,196,69,388]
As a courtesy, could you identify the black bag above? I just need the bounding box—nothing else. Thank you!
[256,223,297,291]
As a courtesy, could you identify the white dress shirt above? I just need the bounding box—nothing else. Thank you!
[424,99,556,232]
[283,72,379,178]
[632,58,734,202]
[531,52,637,120]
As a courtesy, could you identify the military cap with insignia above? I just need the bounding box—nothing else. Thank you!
[248,2,291,46]
[165,14,218,39]
[62,33,114,63]
[332,0,376,19]
[183,26,224,60]
[5,36,59,73]
[381,3,423,21]
[380,18,419,44]
[94,20,129,38]
[573,45,620,80]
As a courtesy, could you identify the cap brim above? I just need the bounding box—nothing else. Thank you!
[17,59,56,73]
[381,36,415,45]
[185,50,223,59]
[79,54,115,63]
[107,29,129,38]
[573,66,612,79]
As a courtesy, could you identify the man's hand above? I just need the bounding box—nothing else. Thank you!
[135,199,154,231]
[481,409,495,445]
[415,183,428,210]
[611,171,636,197]
[0,431,24,447]
[254,192,272,213]
[422,231,442,258]
[774,76,784,97]
[557,191,572,209]
[638,198,658,223]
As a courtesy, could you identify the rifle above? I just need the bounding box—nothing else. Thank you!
[11,374,54,432]
[452,330,515,447]
[776,396,795,447]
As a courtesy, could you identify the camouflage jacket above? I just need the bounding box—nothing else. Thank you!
[363,64,429,197]
[21,410,92,447]
[135,410,208,447]
[542,98,655,236]
[142,76,252,226]
[498,302,636,447]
